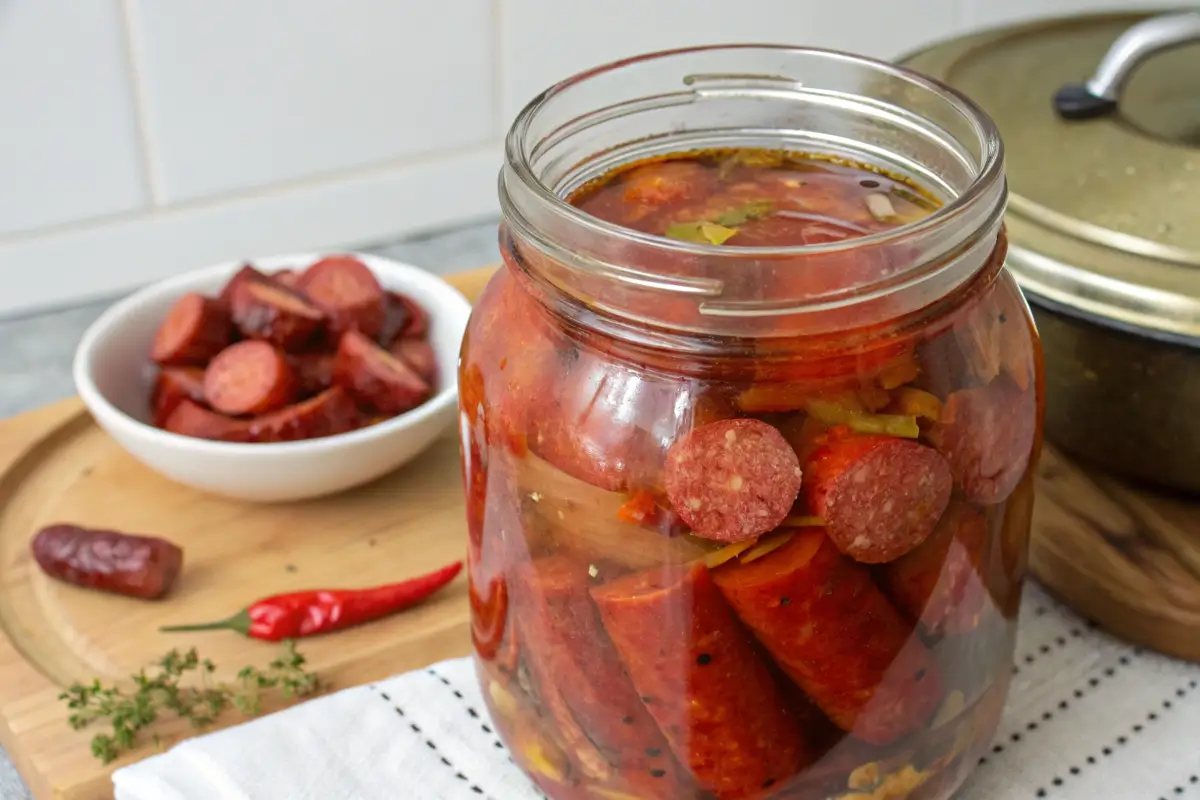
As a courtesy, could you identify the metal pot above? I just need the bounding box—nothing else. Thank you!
[899,10,1200,495]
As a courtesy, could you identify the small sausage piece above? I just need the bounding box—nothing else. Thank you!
[927,377,1036,505]
[246,386,360,442]
[31,524,183,600]
[591,561,810,798]
[150,367,206,427]
[163,399,253,442]
[614,160,711,207]
[665,418,802,543]
[334,330,430,414]
[291,352,335,397]
[390,337,437,386]
[712,530,943,745]
[273,268,301,288]
[218,264,270,305]
[512,556,686,796]
[203,341,297,416]
[297,256,386,338]
[391,292,429,339]
[803,430,953,563]
[150,293,232,366]
[377,292,412,346]
[877,500,990,636]
[230,276,326,351]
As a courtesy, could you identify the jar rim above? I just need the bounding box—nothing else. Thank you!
[504,43,1005,258]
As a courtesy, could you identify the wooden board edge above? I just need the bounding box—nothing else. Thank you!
[0,398,90,800]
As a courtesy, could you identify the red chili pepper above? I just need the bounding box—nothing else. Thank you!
[159,561,463,641]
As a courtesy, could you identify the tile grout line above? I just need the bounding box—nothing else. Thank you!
[0,216,500,325]
[491,0,506,139]
[116,0,164,206]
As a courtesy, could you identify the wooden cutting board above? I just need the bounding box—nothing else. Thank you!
[1,263,1197,800]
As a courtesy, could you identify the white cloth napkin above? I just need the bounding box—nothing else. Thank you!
[112,581,1200,800]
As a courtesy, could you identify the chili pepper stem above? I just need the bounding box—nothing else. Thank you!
[160,609,253,637]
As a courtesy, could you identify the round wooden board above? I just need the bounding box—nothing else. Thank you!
[1029,446,1200,662]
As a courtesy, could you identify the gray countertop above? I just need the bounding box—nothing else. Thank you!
[0,218,500,800]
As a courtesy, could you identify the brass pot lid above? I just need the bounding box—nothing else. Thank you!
[899,10,1200,344]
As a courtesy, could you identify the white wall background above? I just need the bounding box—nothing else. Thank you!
[0,0,1178,316]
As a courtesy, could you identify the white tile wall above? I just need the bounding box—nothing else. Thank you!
[961,0,1174,30]
[127,0,495,202]
[501,0,962,125]
[0,1,147,237]
[0,0,1183,316]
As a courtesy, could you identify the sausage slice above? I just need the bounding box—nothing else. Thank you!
[163,399,253,442]
[203,341,297,416]
[151,367,206,427]
[665,418,802,542]
[230,276,326,351]
[334,330,430,414]
[927,377,1036,505]
[150,293,232,366]
[803,431,952,563]
[297,256,385,338]
[389,337,438,386]
[246,386,360,442]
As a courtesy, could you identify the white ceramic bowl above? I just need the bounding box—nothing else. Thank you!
[73,252,471,503]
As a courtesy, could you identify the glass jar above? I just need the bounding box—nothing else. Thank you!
[461,45,1042,800]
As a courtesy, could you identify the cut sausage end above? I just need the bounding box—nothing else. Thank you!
[151,367,207,427]
[390,292,429,339]
[390,337,438,386]
[218,264,269,305]
[163,399,252,442]
[334,329,431,415]
[298,256,385,338]
[150,293,232,366]
[246,386,360,442]
[929,379,1035,505]
[665,418,803,542]
[804,434,952,564]
[291,352,335,397]
[230,277,326,351]
[203,340,296,416]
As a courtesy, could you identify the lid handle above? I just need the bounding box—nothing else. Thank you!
[1054,11,1200,120]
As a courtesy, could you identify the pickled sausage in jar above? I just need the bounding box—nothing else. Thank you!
[528,352,650,492]
[712,530,943,745]
[877,500,990,636]
[512,556,688,797]
[665,418,803,543]
[802,429,953,563]
[927,376,1036,505]
[468,269,566,454]
[591,561,810,798]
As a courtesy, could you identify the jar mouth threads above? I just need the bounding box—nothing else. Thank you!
[499,45,1008,335]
